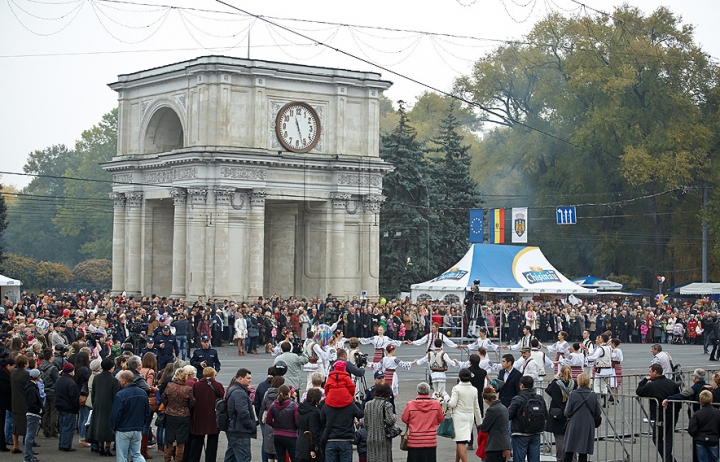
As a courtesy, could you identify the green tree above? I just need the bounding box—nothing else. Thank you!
[0,254,39,289]
[427,100,483,271]
[72,259,112,290]
[379,103,436,296]
[36,261,73,288]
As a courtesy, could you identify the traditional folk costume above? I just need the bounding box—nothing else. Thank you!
[360,335,403,362]
[559,352,585,379]
[587,341,614,395]
[466,336,500,352]
[410,331,458,351]
[509,334,535,350]
[610,347,624,388]
[373,355,412,397]
[547,340,571,375]
[414,349,458,395]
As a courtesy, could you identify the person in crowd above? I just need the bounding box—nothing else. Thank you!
[187,367,224,462]
[688,390,720,462]
[411,338,459,396]
[320,381,364,462]
[372,345,412,398]
[587,332,614,397]
[557,342,584,380]
[650,344,674,379]
[74,351,92,447]
[182,365,197,388]
[479,386,511,462]
[261,376,285,462]
[301,334,330,393]
[266,384,299,462]
[446,368,483,462]
[11,354,30,455]
[354,418,367,462]
[503,325,535,350]
[85,358,102,453]
[137,352,157,457]
[545,331,571,376]
[141,338,159,359]
[24,369,43,462]
[296,388,322,462]
[161,367,196,462]
[55,362,79,452]
[0,354,14,453]
[401,381,445,462]
[563,373,601,462]
[508,376,547,462]
[498,353,522,408]
[359,325,403,363]
[234,311,248,356]
[39,349,59,439]
[325,360,356,409]
[224,368,256,462]
[273,342,308,393]
[545,365,576,462]
[407,322,460,352]
[111,370,152,462]
[189,335,220,378]
[364,383,396,462]
[171,315,190,361]
[86,358,120,456]
[156,326,179,372]
[636,363,681,462]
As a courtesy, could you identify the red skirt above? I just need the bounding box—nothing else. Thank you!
[384,369,395,388]
[614,363,623,387]
[571,366,583,379]
[373,348,384,363]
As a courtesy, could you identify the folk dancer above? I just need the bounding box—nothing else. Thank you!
[360,325,403,363]
[557,342,585,380]
[514,346,541,382]
[580,329,596,376]
[545,330,571,376]
[301,336,331,392]
[587,332,614,397]
[462,327,500,353]
[529,339,554,389]
[503,325,535,351]
[412,338,459,395]
[372,345,412,398]
[610,338,624,400]
[406,322,460,351]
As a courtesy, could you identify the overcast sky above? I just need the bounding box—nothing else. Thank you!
[1,0,719,190]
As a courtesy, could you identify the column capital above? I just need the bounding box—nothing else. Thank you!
[249,189,268,208]
[188,188,208,205]
[170,188,188,205]
[363,194,386,213]
[109,192,126,208]
[126,192,144,208]
[214,187,236,206]
[331,193,352,210]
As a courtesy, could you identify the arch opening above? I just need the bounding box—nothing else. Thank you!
[143,107,184,154]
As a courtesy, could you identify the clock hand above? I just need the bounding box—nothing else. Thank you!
[295,117,302,140]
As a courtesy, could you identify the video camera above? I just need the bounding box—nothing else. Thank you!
[291,337,303,355]
[354,351,368,369]
[129,321,148,334]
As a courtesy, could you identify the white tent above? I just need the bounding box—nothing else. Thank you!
[0,274,22,303]
[679,283,720,295]
[411,244,596,302]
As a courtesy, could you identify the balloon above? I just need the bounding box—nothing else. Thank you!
[63,309,70,317]
[34,318,50,334]
[313,324,333,347]
[380,297,387,306]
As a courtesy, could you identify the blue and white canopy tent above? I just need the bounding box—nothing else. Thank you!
[571,275,624,291]
[411,244,596,303]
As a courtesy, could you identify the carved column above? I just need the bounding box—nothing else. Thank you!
[125,192,144,296]
[213,187,235,297]
[186,188,208,299]
[247,189,267,299]
[330,193,350,297]
[363,194,385,297]
[170,188,187,298]
[110,193,126,296]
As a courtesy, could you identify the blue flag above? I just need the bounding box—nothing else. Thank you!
[469,209,484,243]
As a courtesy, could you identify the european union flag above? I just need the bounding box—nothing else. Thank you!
[469,209,484,243]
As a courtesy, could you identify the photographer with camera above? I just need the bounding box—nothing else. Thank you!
[464,279,485,339]
[273,342,308,394]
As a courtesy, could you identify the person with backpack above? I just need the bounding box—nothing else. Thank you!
[507,375,548,462]
[562,373,601,462]
[446,368,483,462]
[411,338,459,395]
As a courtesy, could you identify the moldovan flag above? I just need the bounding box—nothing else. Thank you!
[511,207,528,243]
[489,208,505,244]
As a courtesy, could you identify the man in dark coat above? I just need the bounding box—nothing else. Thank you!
[498,354,522,408]
[85,359,120,456]
[224,368,256,462]
[39,348,59,438]
[187,370,225,462]
[637,364,681,462]
[0,355,13,452]
[55,362,80,451]
[190,335,221,377]
[155,325,178,371]
[111,370,152,462]
[10,354,30,453]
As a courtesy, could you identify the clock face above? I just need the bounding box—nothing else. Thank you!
[275,102,321,153]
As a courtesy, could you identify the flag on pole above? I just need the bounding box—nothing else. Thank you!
[469,209,484,243]
[489,208,505,243]
[511,207,528,243]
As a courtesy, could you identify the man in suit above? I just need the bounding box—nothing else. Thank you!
[497,353,522,408]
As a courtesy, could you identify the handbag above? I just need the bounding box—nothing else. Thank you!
[149,394,158,413]
[79,381,89,407]
[383,403,402,439]
[437,413,455,438]
[399,425,409,451]
[155,412,166,428]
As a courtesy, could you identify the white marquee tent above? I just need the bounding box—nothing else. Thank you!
[0,274,22,303]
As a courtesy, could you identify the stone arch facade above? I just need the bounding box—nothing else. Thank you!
[140,100,185,154]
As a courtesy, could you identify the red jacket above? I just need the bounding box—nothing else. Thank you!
[323,370,355,408]
[402,395,445,448]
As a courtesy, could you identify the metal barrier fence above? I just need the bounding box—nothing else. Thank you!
[537,388,720,462]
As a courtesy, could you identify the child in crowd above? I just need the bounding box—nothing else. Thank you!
[354,418,368,462]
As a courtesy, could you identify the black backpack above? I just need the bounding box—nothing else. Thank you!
[213,381,233,431]
[519,393,547,434]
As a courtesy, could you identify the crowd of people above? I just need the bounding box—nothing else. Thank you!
[1,289,720,462]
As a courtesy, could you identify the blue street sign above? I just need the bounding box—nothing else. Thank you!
[556,206,577,225]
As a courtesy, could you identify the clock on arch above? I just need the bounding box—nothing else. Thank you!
[275,102,321,153]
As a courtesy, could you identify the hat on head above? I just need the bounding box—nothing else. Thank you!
[201,334,210,342]
[29,369,41,380]
[147,337,154,343]
[62,363,75,373]
[162,325,170,330]
[374,371,384,380]
[520,346,531,353]
[90,359,102,372]
[101,358,114,371]
[54,344,67,351]
[334,360,347,372]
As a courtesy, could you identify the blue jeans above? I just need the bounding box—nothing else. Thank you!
[697,444,719,462]
[5,411,12,444]
[223,435,251,462]
[259,423,268,462]
[325,441,353,462]
[176,336,187,360]
[58,411,75,449]
[24,414,40,461]
[512,434,541,462]
[116,431,143,462]
[78,405,90,439]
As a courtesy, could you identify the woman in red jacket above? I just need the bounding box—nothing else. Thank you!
[401,381,445,462]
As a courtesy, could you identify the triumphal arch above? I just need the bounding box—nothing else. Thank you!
[103,56,392,300]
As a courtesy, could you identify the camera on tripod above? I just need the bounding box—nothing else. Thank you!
[354,351,368,368]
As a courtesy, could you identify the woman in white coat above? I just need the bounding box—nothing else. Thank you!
[233,309,248,356]
[446,368,483,462]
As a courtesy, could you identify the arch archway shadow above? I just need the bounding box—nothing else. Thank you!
[143,107,184,154]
